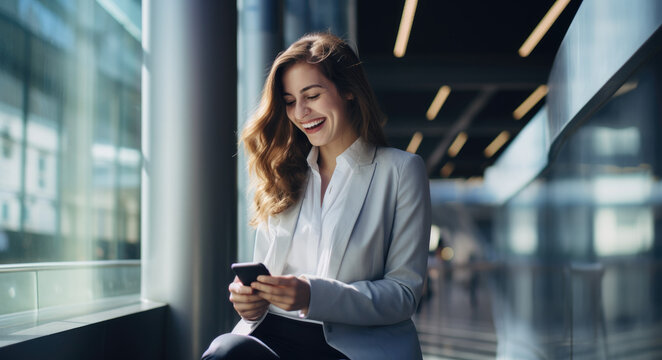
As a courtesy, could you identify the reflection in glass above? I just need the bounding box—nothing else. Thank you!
[0,0,141,264]
[508,207,538,255]
[594,206,653,257]
[491,44,662,358]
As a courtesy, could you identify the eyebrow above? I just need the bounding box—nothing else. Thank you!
[283,84,324,96]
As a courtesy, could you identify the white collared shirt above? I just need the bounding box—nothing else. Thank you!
[270,137,368,321]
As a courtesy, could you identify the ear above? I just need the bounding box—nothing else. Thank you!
[344,92,355,101]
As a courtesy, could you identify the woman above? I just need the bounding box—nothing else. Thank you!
[202,32,431,360]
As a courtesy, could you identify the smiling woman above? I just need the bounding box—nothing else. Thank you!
[283,62,357,157]
[202,33,431,360]
[282,62,358,200]
[241,33,388,227]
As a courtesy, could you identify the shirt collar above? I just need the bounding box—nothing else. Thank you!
[306,146,320,171]
[306,137,372,171]
[338,137,370,168]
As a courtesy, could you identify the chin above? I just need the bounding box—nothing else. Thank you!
[305,136,327,147]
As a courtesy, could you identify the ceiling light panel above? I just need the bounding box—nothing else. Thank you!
[393,0,418,58]
[484,131,511,158]
[518,0,571,57]
[513,85,548,120]
[426,85,451,120]
[406,131,424,153]
[447,131,467,158]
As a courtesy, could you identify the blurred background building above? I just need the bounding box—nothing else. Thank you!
[0,0,661,359]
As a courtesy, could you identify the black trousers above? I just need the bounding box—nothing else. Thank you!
[201,313,348,360]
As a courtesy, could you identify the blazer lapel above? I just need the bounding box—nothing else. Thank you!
[326,145,377,278]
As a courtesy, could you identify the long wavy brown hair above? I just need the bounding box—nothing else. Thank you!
[241,32,387,226]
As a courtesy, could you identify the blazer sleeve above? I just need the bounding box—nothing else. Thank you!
[304,154,431,326]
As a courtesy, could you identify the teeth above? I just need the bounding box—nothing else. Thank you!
[302,118,324,129]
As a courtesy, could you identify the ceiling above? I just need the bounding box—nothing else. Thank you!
[356,0,582,179]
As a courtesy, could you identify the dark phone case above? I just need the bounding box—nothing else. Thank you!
[231,262,271,286]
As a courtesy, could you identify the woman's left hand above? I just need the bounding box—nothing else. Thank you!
[252,275,311,314]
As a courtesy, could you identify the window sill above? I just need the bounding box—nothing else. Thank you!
[0,296,167,358]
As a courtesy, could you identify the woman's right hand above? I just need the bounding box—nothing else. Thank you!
[228,276,270,321]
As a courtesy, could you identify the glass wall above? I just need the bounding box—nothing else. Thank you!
[0,0,141,321]
[491,44,662,359]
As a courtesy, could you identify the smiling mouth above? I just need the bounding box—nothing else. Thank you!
[301,118,325,130]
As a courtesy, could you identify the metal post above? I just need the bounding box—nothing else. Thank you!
[142,1,238,359]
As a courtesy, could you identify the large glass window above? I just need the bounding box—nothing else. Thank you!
[0,0,141,322]
[491,46,662,359]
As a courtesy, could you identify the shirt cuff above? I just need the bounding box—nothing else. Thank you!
[242,311,268,324]
[298,274,312,319]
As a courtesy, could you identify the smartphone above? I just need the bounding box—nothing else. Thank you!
[231,262,271,286]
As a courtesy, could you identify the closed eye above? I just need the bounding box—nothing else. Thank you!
[284,94,318,106]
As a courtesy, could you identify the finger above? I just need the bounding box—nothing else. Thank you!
[255,278,309,311]
[229,282,254,295]
[263,299,298,312]
[250,281,273,293]
[228,276,242,290]
[251,281,295,296]
[230,292,265,304]
[229,282,253,294]
[233,299,268,312]
[256,275,297,286]
[256,291,296,306]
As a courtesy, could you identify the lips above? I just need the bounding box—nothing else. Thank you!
[301,118,325,133]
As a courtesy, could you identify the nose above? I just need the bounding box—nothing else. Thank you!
[294,101,310,120]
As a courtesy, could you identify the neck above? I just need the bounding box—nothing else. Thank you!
[318,134,359,173]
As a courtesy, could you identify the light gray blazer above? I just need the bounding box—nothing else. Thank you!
[233,143,431,360]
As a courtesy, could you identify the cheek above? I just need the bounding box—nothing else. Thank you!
[285,108,295,122]
[287,113,301,130]
[330,99,347,116]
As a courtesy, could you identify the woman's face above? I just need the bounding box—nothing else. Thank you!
[282,62,357,157]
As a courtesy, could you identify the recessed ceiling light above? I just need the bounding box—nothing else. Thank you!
[484,131,510,158]
[513,85,548,120]
[426,85,451,120]
[393,0,418,58]
[406,131,423,153]
[440,162,455,177]
[447,131,467,158]
[518,0,571,57]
